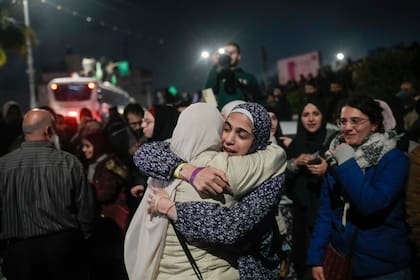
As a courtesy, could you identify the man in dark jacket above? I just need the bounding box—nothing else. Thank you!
[0,108,95,280]
[204,42,265,109]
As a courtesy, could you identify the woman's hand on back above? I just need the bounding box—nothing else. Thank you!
[192,167,232,195]
[147,187,177,220]
[181,164,231,196]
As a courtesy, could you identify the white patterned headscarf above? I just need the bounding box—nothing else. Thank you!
[230,102,271,153]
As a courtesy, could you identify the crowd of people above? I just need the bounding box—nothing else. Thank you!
[0,41,419,280]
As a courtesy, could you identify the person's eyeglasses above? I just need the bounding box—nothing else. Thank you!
[129,121,142,127]
[336,117,369,129]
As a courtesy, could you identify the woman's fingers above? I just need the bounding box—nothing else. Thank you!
[130,185,145,197]
[192,167,230,194]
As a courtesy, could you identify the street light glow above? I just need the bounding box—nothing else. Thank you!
[336,52,345,60]
[201,51,210,59]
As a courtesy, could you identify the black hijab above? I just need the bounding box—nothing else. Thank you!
[84,130,112,162]
[265,105,284,140]
[288,96,328,158]
[150,105,180,142]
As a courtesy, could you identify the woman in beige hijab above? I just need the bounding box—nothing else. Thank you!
[125,103,286,279]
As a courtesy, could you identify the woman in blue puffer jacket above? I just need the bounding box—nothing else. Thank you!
[307,95,412,279]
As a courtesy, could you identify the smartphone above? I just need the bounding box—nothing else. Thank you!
[307,151,321,165]
[307,157,322,165]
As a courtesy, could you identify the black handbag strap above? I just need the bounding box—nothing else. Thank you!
[171,221,203,280]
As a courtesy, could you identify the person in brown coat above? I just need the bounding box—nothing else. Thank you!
[406,144,420,279]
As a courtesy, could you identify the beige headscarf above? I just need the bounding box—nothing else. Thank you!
[124,103,223,280]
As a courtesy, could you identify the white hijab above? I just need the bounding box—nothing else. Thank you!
[124,103,223,280]
[170,102,223,161]
[375,99,397,131]
[220,100,246,119]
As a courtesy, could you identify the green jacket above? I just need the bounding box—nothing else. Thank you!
[204,66,265,109]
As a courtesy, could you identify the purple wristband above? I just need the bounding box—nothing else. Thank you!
[189,167,205,186]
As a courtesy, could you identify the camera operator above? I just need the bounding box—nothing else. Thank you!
[204,42,265,109]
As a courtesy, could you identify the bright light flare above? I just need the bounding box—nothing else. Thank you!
[87,82,96,89]
[336,52,345,61]
[201,51,210,59]
[218,48,225,55]
[68,111,78,117]
[50,83,58,91]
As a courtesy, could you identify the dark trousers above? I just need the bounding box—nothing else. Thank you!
[3,230,89,280]
[89,217,128,280]
[292,203,313,280]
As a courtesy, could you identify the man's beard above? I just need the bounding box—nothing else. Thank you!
[229,60,239,68]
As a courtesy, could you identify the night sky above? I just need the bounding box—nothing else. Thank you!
[1,0,419,109]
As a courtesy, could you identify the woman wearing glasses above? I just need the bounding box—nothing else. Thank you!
[308,95,412,280]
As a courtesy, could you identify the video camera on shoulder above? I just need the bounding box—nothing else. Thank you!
[218,52,232,68]
[214,49,238,94]
[216,48,233,69]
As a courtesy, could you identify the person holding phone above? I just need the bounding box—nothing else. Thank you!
[284,96,338,278]
[308,95,411,279]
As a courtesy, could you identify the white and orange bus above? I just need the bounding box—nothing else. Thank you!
[46,76,101,120]
[42,76,134,122]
